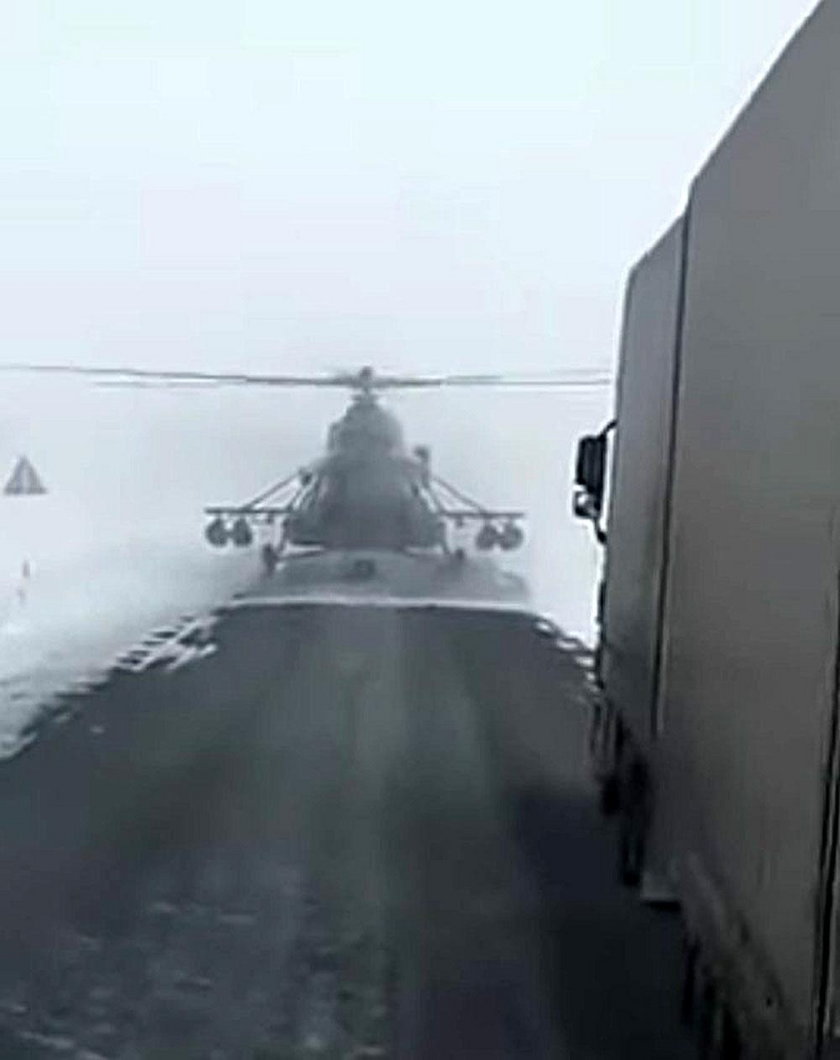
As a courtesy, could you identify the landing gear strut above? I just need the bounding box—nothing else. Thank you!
[260,543,278,576]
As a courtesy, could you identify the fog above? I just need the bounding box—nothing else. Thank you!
[0,1,817,723]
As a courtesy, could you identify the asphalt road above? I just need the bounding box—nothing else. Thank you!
[0,605,694,1058]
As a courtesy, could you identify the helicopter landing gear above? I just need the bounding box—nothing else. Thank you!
[260,543,278,576]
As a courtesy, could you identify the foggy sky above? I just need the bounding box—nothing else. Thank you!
[0,1,817,375]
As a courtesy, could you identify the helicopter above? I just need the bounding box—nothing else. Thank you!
[203,366,539,566]
[0,361,611,603]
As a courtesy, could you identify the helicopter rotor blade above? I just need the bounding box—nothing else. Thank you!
[369,372,612,389]
[0,363,420,389]
[92,379,228,390]
[303,366,613,389]
[432,372,612,388]
[0,363,350,387]
[0,362,613,390]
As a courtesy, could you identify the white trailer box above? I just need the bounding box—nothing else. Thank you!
[652,2,840,1054]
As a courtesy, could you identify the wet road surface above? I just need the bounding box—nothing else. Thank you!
[0,605,694,1058]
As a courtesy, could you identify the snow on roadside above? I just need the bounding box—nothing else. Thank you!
[0,493,255,742]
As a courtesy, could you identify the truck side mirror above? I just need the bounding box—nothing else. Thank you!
[573,420,615,543]
[575,434,608,507]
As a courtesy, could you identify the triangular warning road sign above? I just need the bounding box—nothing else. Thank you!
[4,456,47,496]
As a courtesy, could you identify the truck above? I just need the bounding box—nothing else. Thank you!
[573,3,840,1056]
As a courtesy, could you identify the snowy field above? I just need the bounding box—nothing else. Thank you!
[0,377,609,742]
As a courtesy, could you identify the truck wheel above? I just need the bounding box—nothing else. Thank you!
[719,1005,742,1059]
[680,938,699,1026]
[599,773,620,817]
[697,973,739,1059]
[617,754,649,886]
[697,973,717,1058]
[618,811,644,887]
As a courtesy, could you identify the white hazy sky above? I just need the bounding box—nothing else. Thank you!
[0,0,818,376]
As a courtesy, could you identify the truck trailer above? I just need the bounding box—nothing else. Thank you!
[574,3,840,1056]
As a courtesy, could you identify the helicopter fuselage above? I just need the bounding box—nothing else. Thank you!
[286,394,442,550]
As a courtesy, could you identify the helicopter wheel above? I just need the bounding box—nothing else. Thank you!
[260,543,278,575]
